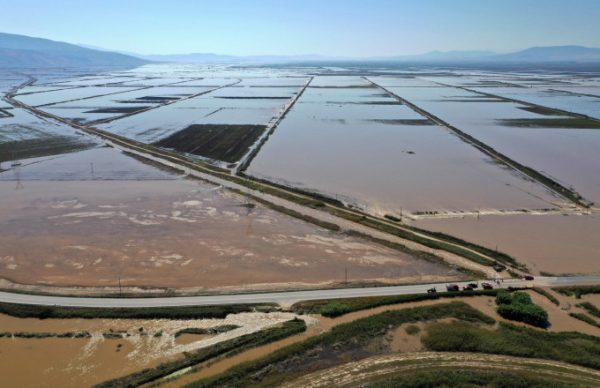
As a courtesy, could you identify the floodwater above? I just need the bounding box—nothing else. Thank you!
[386,79,600,205]
[413,212,600,274]
[0,311,308,388]
[0,146,459,291]
[246,79,563,216]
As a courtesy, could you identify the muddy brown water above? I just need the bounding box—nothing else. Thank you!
[413,212,600,274]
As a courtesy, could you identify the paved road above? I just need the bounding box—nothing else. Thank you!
[1,276,598,308]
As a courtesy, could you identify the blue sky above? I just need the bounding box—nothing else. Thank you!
[1,0,599,56]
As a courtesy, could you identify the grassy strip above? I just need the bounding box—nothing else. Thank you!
[497,118,600,129]
[423,320,600,370]
[187,302,494,387]
[372,368,580,387]
[553,285,600,298]
[292,289,500,317]
[174,325,239,338]
[532,287,560,305]
[569,312,600,329]
[97,318,306,388]
[0,302,277,320]
[578,302,600,319]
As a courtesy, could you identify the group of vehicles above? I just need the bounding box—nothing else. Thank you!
[427,275,535,294]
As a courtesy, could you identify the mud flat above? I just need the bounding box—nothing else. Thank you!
[412,212,600,274]
[0,147,460,292]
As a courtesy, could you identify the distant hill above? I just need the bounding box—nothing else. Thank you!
[141,52,325,64]
[495,46,600,62]
[0,32,149,68]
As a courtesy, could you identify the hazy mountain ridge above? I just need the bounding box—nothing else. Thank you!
[0,32,148,68]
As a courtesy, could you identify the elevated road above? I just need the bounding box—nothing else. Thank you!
[0,276,598,308]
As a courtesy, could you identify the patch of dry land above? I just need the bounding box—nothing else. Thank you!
[0,146,460,293]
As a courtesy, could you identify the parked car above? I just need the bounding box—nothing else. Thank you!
[481,282,494,290]
[446,284,460,292]
[427,287,437,294]
[468,282,479,289]
[462,286,474,291]
[524,275,535,281]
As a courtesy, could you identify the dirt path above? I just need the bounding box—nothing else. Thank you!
[282,352,600,388]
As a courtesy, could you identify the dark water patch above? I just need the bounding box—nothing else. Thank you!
[325,101,402,105]
[84,106,150,114]
[154,124,266,163]
[517,106,565,116]
[0,136,95,163]
[497,117,600,129]
[363,119,433,125]
[214,96,290,100]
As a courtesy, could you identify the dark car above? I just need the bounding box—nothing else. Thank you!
[427,287,437,294]
[468,282,479,289]
[446,284,460,292]
[481,282,494,290]
[524,275,535,281]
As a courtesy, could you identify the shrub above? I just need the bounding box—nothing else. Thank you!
[495,291,548,328]
[320,302,353,317]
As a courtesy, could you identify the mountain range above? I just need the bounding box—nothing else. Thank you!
[1,32,600,68]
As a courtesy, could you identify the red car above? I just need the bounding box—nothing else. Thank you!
[481,282,494,290]
[446,284,460,292]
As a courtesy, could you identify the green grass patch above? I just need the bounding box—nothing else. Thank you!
[292,289,500,317]
[569,312,600,329]
[496,291,549,328]
[98,318,306,388]
[186,302,494,387]
[532,288,560,305]
[0,302,277,320]
[554,285,600,299]
[423,320,600,369]
[578,302,600,319]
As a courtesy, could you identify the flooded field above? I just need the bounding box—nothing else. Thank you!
[413,212,600,274]
[246,77,564,216]
[0,311,311,387]
[0,145,459,291]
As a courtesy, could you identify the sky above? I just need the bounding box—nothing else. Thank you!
[1,0,599,56]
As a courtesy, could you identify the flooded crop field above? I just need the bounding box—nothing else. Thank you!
[2,63,600,283]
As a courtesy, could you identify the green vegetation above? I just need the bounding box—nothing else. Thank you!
[423,320,600,370]
[187,302,494,387]
[497,118,600,129]
[532,287,560,305]
[292,289,500,317]
[554,285,600,298]
[98,318,306,388]
[371,368,579,387]
[579,302,600,318]
[154,124,266,163]
[569,312,600,329]
[0,302,277,320]
[174,325,239,337]
[518,105,565,116]
[495,291,549,328]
